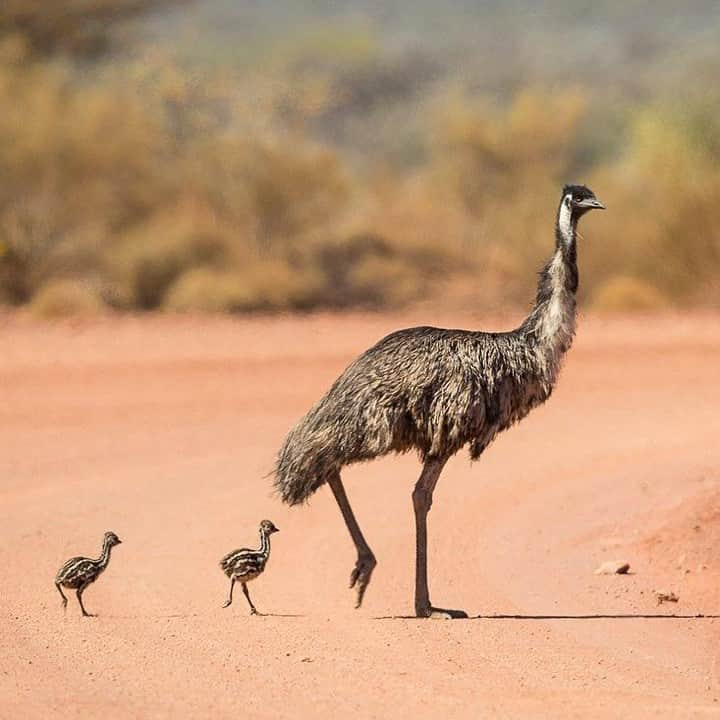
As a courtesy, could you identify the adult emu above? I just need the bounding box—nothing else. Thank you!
[275,184,605,617]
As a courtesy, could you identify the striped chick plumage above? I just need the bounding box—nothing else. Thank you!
[220,520,278,614]
[55,531,122,616]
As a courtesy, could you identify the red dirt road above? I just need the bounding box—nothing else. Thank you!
[1,312,719,718]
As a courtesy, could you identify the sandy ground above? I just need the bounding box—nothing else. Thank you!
[1,310,719,719]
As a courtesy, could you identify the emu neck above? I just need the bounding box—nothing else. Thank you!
[97,540,113,568]
[520,208,579,367]
[258,530,271,557]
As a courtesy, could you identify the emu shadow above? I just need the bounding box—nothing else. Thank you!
[102,612,305,619]
[250,612,305,618]
[477,613,719,620]
[375,613,719,620]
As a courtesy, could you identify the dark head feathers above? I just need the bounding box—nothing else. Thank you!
[562,184,596,200]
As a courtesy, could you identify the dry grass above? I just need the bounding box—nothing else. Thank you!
[29,279,106,318]
[591,276,669,313]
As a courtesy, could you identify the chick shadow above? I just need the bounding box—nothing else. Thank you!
[252,612,305,618]
[102,612,305,619]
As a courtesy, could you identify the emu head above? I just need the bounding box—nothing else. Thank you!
[104,531,122,547]
[260,519,280,535]
[557,184,605,242]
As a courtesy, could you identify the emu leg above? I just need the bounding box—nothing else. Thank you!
[241,582,258,615]
[412,457,467,618]
[327,470,376,608]
[222,578,235,608]
[76,584,94,617]
[55,582,68,610]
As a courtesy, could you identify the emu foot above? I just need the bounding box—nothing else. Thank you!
[222,599,232,609]
[416,605,468,619]
[349,552,377,608]
[81,612,97,618]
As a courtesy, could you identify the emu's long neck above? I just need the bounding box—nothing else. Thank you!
[258,530,271,558]
[97,539,113,568]
[520,200,579,369]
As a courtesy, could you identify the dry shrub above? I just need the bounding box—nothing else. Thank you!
[0,46,356,313]
[165,263,317,313]
[29,279,106,318]
[584,105,720,307]
[1,0,188,59]
[309,233,405,307]
[431,88,592,307]
[164,269,250,313]
[591,275,669,313]
[629,109,720,305]
[351,173,467,306]
[106,210,232,309]
[0,50,175,305]
[346,254,425,307]
[436,88,587,217]
[2,38,718,315]
[231,137,351,249]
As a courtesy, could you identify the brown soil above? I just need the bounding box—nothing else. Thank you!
[1,311,719,718]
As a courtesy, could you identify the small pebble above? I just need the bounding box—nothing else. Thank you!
[594,561,631,575]
[654,591,679,605]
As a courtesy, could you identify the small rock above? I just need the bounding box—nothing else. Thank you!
[654,591,679,605]
[594,561,631,575]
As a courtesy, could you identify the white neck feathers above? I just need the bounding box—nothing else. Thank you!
[558,195,574,246]
[536,249,575,348]
[523,245,577,389]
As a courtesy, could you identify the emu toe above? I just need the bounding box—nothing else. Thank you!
[415,604,468,619]
[428,607,468,620]
[349,552,377,608]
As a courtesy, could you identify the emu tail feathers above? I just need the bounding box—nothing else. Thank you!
[274,423,332,506]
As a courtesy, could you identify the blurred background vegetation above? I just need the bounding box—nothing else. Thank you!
[1,0,719,317]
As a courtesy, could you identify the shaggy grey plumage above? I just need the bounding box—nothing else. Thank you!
[274,185,605,617]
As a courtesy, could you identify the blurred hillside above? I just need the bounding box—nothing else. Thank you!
[150,1,720,160]
[1,1,719,316]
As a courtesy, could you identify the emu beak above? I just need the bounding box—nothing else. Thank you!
[577,197,606,210]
